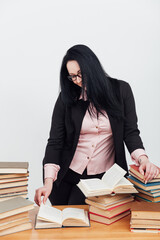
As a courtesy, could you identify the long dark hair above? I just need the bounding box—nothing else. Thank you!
[60,44,123,119]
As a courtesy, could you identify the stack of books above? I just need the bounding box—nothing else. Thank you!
[86,194,134,225]
[128,164,160,202]
[0,162,29,202]
[0,196,34,236]
[130,201,160,233]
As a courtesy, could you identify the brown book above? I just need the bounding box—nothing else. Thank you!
[130,224,160,229]
[0,185,28,194]
[131,218,160,226]
[0,180,28,189]
[129,164,160,182]
[35,203,90,228]
[129,171,160,183]
[0,172,29,179]
[89,202,132,219]
[0,162,28,174]
[0,222,32,236]
[131,228,160,233]
[0,191,28,198]
[135,192,160,202]
[87,194,131,204]
[131,201,160,220]
[0,177,28,184]
[0,217,30,230]
[128,176,160,191]
[0,197,34,219]
[89,210,130,225]
[85,195,134,210]
[136,187,160,197]
[0,194,27,202]
[0,211,28,224]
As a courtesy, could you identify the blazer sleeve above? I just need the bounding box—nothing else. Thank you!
[42,92,66,166]
[123,82,145,154]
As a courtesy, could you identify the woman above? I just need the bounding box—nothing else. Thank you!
[34,44,159,206]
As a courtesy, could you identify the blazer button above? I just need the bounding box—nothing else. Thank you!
[87,156,90,159]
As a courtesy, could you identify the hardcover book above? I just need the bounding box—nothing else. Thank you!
[85,195,134,210]
[0,197,34,219]
[130,201,160,220]
[129,164,160,183]
[89,210,130,225]
[0,186,28,195]
[127,176,160,191]
[135,192,160,202]
[0,172,29,179]
[135,187,160,197]
[35,203,90,228]
[89,201,132,219]
[77,164,137,197]
[0,162,28,174]
[0,222,32,236]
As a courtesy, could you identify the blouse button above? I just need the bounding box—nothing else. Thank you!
[87,156,90,159]
[92,144,94,147]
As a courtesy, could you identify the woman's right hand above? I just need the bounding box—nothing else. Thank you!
[34,178,53,206]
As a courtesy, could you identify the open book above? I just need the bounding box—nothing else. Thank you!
[35,203,90,228]
[77,163,138,197]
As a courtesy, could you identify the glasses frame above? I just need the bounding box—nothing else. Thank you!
[67,73,82,82]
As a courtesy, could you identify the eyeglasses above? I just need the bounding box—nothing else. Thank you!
[67,72,82,82]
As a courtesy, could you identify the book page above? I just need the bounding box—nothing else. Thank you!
[116,177,133,187]
[62,208,85,222]
[80,178,110,191]
[102,163,126,189]
[37,203,62,225]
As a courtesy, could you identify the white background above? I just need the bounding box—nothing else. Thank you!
[0,0,160,202]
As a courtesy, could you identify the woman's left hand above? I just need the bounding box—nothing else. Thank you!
[138,156,159,183]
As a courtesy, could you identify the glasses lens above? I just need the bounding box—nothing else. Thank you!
[67,73,82,81]
[78,73,82,78]
[67,76,73,81]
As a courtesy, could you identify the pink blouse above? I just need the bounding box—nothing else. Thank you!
[44,95,147,181]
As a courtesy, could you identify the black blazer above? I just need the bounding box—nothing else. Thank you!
[43,79,145,186]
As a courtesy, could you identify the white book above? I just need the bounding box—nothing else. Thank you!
[77,163,138,197]
[35,203,90,228]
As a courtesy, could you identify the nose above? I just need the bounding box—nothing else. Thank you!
[76,76,82,83]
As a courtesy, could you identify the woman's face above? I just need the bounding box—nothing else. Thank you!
[66,60,82,87]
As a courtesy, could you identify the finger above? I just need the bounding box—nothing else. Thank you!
[43,194,48,205]
[155,169,160,178]
[139,165,145,176]
[145,170,153,183]
[152,169,159,179]
[144,165,151,182]
[34,192,39,206]
[43,190,50,204]
[149,171,156,181]
[37,189,44,206]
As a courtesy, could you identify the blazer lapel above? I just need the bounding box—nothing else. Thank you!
[71,100,90,135]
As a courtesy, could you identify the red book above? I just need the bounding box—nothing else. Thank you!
[89,210,130,225]
[129,164,160,183]
[89,201,132,219]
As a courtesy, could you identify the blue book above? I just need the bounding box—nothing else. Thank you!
[127,176,160,191]
[135,195,160,203]
[136,186,160,196]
